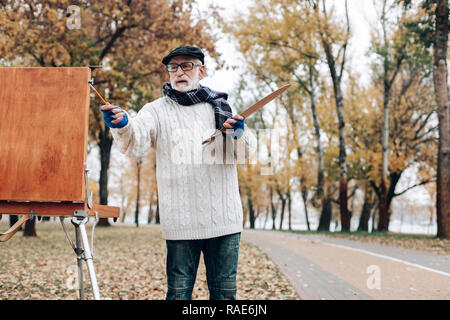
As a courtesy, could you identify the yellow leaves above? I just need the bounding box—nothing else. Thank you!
[389,153,408,173]
[43,6,59,24]
[49,44,71,66]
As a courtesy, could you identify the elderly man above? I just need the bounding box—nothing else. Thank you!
[100,46,254,300]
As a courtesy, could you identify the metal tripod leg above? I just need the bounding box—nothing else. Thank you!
[74,225,85,300]
[61,211,101,300]
[75,216,100,300]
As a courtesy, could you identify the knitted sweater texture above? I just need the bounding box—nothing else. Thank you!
[110,96,255,240]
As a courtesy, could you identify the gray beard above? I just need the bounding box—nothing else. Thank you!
[171,80,200,92]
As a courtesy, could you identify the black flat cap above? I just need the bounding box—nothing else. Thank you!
[162,46,205,65]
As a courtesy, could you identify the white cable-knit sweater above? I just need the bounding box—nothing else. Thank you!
[111,96,256,240]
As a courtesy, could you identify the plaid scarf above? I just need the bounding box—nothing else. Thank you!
[162,83,232,130]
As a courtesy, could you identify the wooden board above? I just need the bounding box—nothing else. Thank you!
[0,67,90,202]
[0,201,120,218]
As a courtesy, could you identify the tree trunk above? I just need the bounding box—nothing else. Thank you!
[155,199,160,224]
[287,190,292,231]
[379,60,390,231]
[263,206,269,229]
[147,203,153,224]
[358,202,371,232]
[97,127,113,227]
[148,160,157,224]
[248,197,255,229]
[276,188,286,230]
[278,197,286,230]
[269,187,277,230]
[147,186,155,224]
[338,178,350,231]
[378,0,400,232]
[245,184,256,229]
[320,0,350,231]
[9,215,19,228]
[119,176,127,223]
[378,177,388,231]
[371,208,375,232]
[317,196,332,231]
[308,63,325,207]
[385,171,402,230]
[301,185,311,231]
[23,219,37,237]
[434,0,450,239]
[134,158,142,227]
[358,183,375,232]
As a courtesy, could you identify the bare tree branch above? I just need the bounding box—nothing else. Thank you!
[394,178,436,197]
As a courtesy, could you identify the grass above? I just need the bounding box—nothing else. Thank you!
[273,228,450,256]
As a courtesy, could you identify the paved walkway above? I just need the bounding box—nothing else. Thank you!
[242,229,450,300]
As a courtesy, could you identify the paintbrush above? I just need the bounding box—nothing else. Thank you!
[89,83,109,105]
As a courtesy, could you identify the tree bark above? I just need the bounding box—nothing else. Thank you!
[378,0,404,232]
[155,198,160,224]
[378,177,388,231]
[301,185,311,231]
[149,160,158,224]
[147,180,156,224]
[9,215,18,228]
[248,197,255,229]
[147,202,153,224]
[358,183,375,232]
[120,176,127,223]
[317,195,332,231]
[308,63,325,208]
[434,0,450,239]
[276,188,286,230]
[263,206,269,229]
[295,62,325,218]
[23,219,37,237]
[319,0,350,231]
[278,198,286,230]
[134,158,142,227]
[245,183,256,229]
[287,190,292,231]
[97,127,113,227]
[385,172,402,230]
[270,187,277,230]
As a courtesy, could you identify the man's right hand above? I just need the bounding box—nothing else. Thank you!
[100,104,128,128]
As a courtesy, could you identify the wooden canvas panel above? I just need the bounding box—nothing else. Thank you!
[0,67,90,202]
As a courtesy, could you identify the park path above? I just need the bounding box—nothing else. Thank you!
[241,229,450,300]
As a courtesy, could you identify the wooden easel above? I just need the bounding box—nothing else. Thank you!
[0,67,120,300]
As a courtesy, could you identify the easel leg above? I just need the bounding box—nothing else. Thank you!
[77,221,100,300]
[61,212,101,300]
[74,226,85,300]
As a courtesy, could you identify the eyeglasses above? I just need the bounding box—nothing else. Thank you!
[166,62,202,72]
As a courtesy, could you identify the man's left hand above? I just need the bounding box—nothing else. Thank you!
[223,114,245,139]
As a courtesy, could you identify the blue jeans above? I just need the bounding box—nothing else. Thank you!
[165,232,241,300]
